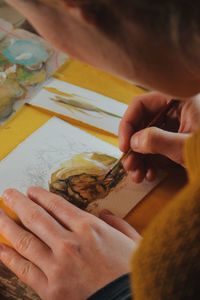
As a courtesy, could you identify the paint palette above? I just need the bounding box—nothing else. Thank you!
[0,18,67,123]
[3,39,49,67]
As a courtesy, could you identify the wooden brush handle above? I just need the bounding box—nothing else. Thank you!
[121,99,179,161]
[104,99,180,180]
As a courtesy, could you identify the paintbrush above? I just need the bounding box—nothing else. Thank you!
[104,99,180,181]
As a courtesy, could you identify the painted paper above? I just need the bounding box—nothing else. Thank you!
[29,78,128,135]
[0,117,163,218]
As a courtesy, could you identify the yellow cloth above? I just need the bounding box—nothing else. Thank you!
[132,130,200,299]
[0,58,198,298]
[0,59,144,160]
[0,59,144,245]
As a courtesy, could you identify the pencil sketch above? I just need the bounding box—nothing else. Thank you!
[0,117,163,218]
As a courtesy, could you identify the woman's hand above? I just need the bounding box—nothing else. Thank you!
[0,187,140,300]
[119,92,200,183]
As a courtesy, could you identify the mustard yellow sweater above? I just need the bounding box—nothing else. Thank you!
[132,131,200,299]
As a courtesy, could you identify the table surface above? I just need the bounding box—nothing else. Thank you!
[0,59,188,299]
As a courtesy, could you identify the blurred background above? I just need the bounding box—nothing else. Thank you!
[0,1,26,27]
[0,1,38,33]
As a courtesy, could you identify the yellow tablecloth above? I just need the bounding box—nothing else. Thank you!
[0,60,144,160]
[0,59,145,244]
[0,59,188,243]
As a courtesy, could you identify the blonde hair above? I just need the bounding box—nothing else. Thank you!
[39,0,200,74]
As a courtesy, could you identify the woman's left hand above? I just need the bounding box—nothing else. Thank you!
[0,187,140,300]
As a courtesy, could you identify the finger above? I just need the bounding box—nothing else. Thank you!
[99,210,141,242]
[145,168,157,182]
[130,169,146,183]
[0,243,47,296]
[119,119,135,153]
[2,189,71,249]
[130,127,189,165]
[119,92,169,152]
[0,209,50,271]
[27,187,86,231]
[123,152,141,172]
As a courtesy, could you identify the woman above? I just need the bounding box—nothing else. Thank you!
[1,0,200,299]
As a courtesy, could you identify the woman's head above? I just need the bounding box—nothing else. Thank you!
[6,0,200,98]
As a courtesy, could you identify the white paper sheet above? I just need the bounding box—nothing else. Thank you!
[29,79,127,135]
[0,117,162,218]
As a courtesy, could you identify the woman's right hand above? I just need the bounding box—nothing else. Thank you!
[119,92,200,183]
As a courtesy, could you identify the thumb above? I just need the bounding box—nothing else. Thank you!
[130,127,189,166]
[100,210,141,242]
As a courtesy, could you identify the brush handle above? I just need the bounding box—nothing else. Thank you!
[121,99,179,161]
[104,99,180,180]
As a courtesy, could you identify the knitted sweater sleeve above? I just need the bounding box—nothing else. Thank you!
[131,132,200,299]
[131,182,200,300]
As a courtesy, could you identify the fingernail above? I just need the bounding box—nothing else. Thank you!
[131,135,139,150]
[2,190,12,203]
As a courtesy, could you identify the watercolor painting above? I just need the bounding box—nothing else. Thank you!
[0,19,66,123]
[49,152,126,210]
[0,117,163,218]
[50,94,122,119]
[29,79,128,135]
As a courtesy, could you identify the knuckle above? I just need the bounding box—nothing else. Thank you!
[16,232,34,253]
[19,262,32,282]
[4,254,16,269]
[131,95,142,104]
[46,197,59,214]
[79,217,94,231]
[174,153,184,166]
[58,239,80,255]
[79,221,92,234]
[78,216,101,236]
[26,208,41,225]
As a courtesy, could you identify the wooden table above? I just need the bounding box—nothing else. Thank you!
[0,60,188,299]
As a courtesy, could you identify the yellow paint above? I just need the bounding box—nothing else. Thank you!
[45,86,71,97]
[0,59,145,245]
